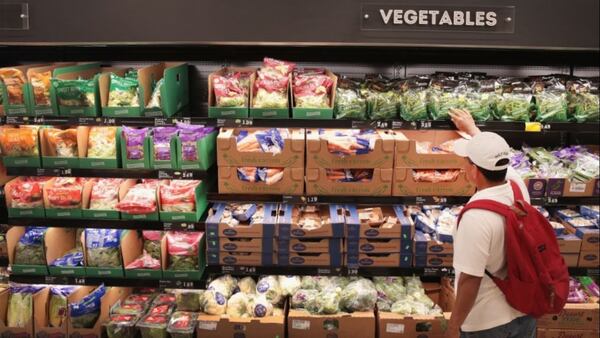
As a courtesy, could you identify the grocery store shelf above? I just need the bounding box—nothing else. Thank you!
[0,257,8,267]
[5,166,214,180]
[569,268,600,277]
[1,115,598,133]
[6,217,206,231]
[8,274,205,289]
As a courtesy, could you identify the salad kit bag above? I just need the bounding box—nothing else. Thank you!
[46,227,86,277]
[81,178,124,220]
[42,177,86,218]
[78,126,121,169]
[84,228,126,277]
[122,230,163,279]
[162,231,206,280]
[250,58,295,118]
[0,284,45,336]
[292,68,337,119]
[50,63,102,117]
[208,67,256,118]
[7,226,49,275]
[39,126,83,168]
[0,125,43,167]
[3,176,50,218]
[0,64,46,116]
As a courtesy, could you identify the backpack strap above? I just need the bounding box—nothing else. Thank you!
[509,180,524,202]
[457,199,513,227]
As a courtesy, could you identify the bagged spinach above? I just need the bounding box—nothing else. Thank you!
[108,73,140,107]
[14,226,47,265]
[49,286,77,327]
[143,231,163,261]
[399,76,430,121]
[52,77,96,107]
[85,229,123,267]
[496,80,533,122]
[532,77,568,122]
[7,284,44,328]
[166,231,202,271]
[567,77,600,122]
[334,77,367,119]
[69,285,106,328]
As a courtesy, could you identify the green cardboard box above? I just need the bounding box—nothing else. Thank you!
[150,136,178,169]
[83,229,127,278]
[159,180,208,222]
[41,156,79,168]
[291,70,337,119]
[48,266,86,277]
[81,209,120,220]
[45,228,86,277]
[7,207,45,218]
[143,62,190,117]
[177,131,216,170]
[2,156,41,168]
[51,63,102,117]
[162,235,205,280]
[208,107,248,118]
[0,64,45,116]
[100,67,146,117]
[121,229,163,279]
[44,208,82,219]
[207,66,255,118]
[26,63,74,116]
[249,108,289,119]
[79,126,121,169]
[11,264,48,275]
[119,132,151,169]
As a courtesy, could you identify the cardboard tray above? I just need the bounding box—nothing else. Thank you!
[291,70,338,119]
[7,226,49,275]
[306,167,393,196]
[564,223,599,252]
[162,233,206,280]
[46,227,86,277]
[414,254,453,267]
[346,238,413,254]
[578,250,599,267]
[158,179,208,222]
[4,177,46,218]
[278,251,343,267]
[51,63,102,117]
[207,236,274,253]
[207,66,256,118]
[562,253,580,267]
[205,203,278,238]
[306,129,394,168]
[288,309,376,338]
[83,229,128,278]
[344,205,413,240]
[393,168,476,196]
[278,237,342,254]
[0,63,47,116]
[119,130,151,169]
[393,130,468,169]
[122,229,163,279]
[39,126,84,168]
[276,204,345,239]
[81,179,122,220]
[538,301,599,330]
[217,127,305,167]
[42,177,84,218]
[414,230,454,255]
[219,166,304,195]
[556,234,582,254]
[250,74,291,119]
[207,250,274,266]
[546,178,600,197]
[119,179,159,221]
[346,252,412,268]
[0,286,46,337]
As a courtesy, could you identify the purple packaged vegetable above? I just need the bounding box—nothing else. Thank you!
[122,127,148,160]
[152,127,178,161]
[177,123,214,162]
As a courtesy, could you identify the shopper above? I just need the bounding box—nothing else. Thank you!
[444,109,536,338]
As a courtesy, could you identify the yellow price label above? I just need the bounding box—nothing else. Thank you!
[525,122,542,132]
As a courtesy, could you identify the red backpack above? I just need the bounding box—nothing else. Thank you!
[457,181,569,318]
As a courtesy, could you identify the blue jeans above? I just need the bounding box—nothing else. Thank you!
[460,316,536,338]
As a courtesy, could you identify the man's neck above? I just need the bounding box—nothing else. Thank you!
[476,180,507,192]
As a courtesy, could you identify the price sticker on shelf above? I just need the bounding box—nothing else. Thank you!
[236,119,253,126]
[347,268,358,276]
[525,122,542,132]
[419,121,432,129]
[391,121,404,129]
[181,171,194,179]
[374,120,391,129]
[78,117,96,125]
[221,266,235,274]
[182,281,195,288]
[317,268,331,275]
[239,266,256,274]
[74,277,87,285]
[158,170,173,179]
[154,118,169,126]
[60,168,72,176]
[5,116,19,125]
[546,197,559,204]
[33,116,45,124]
[305,196,318,204]
[102,117,116,125]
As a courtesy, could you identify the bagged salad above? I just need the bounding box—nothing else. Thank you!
[46,177,85,209]
[31,70,52,106]
[496,79,534,122]
[531,77,568,122]
[567,77,599,122]
[0,68,27,104]
[0,126,40,157]
[106,314,139,338]
[167,311,196,338]
[7,284,44,328]
[334,77,367,119]
[177,123,215,162]
[213,71,251,107]
[363,76,399,120]
[115,180,158,214]
[108,72,140,107]
[159,179,200,212]
[69,285,106,328]
[166,231,203,270]
[50,247,84,267]
[152,127,178,161]
[89,178,123,210]
[52,77,96,107]
[14,226,47,265]
[49,286,78,328]
[143,231,163,261]
[87,126,117,158]
[85,229,123,267]
[8,176,50,209]
[253,57,295,109]
[174,289,205,311]
[399,76,430,121]
[146,78,164,109]
[293,68,334,108]
[122,127,149,160]
[44,128,79,157]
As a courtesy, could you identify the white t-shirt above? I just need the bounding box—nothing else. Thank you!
[453,168,530,332]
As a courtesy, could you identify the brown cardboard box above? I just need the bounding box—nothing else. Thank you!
[537,329,599,338]
[208,251,273,266]
[414,254,454,268]
[34,286,79,338]
[0,286,45,337]
[306,168,393,196]
[561,179,598,197]
[538,302,599,330]
[209,237,269,252]
[217,128,305,167]
[68,286,131,338]
[578,251,599,267]
[280,252,341,267]
[392,168,475,196]
[350,238,406,253]
[306,129,395,169]
[44,227,82,270]
[288,310,375,338]
[218,166,304,195]
[557,235,582,254]
[349,253,412,268]
[281,238,342,253]
[562,253,580,267]
[378,281,454,338]
[196,302,285,338]
[394,130,468,169]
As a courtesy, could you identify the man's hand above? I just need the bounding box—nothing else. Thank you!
[449,109,481,137]
[444,323,461,338]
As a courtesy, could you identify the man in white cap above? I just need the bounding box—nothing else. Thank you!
[444,109,536,338]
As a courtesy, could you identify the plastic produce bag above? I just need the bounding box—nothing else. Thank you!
[142,231,163,261]
[31,71,52,106]
[89,178,123,210]
[14,226,47,265]
[247,294,274,318]
[213,72,250,107]
[159,180,200,212]
[567,78,599,122]
[152,293,176,306]
[279,275,302,296]
[326,168,373,182]
[334,77,367,119]
[87,126,117,158]
[293,69,333,108]
[45,128,79,157]
[364,77,399,120]
[227,292,251,318]
[106,314,139,338]
[125,252,161,270]
[166,231,202,271]
[152,127,178,161]
[177,123,215,162]
[236,128,289,155]
[7,176,49,209]
[108,72,139,107]
[340,278,378,312]
[374,276,406,303]
[7,284,43,328]
[49,286,77,328]
[52,77,96,107]
[174,290,205,312]
[122,127,148,160]
[496,80,533,122]
[307,288,341,314]
[237,167,284,185]
[137,314,169,338]
[46,177,85,209]
[0,68,26,104]
[291,289,319,309]
[300,276,323,290]
[319,129,378,156]
[167,311,196,338]
[238,277,256,294]
[69,285,106,328]
[0,126,40,157]
[208,275,238,298]
[146,78,163,109]
[115,181,157,214]
[50,248,84,267]
[532,77,568,122]
[256,275,283,305]
[253,57,295,109]
[85,229,123,267]
[399,76,430,121]
[202,289,227,315]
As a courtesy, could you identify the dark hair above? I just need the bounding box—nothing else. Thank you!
[476,165,508,183]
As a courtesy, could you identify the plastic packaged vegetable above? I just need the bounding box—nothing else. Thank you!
[293,69,333,108]
[148,303,175,316]
[174,290,205,311]
[30,70,52,106]
[108,73,139,107]
[49,286,77,328]
[89,178,123,210]
[126,252,161,270]
[326,168,373,182]
[412,169,461,183]
[85,229,123,267]
[106,314,139,338]
[399,76,430,121]
[237,167,284,185]
[45,128,79,157]
[46,177,85,209]
[87,126,117,158]
[152,293,176,306]
[69,285,106,328]
[253,57,295,109]
[115,181,157,214]
[340,278,378,312]
[0,126,40,157]
[143,231,163,261]
[496,80,533,122]
[256,276,283,305]
[279,275,302,297]
[291,289,319,309]
[166,231,203,270]
[122,127,148,160]
[247,294,274,318]
[113,302,147,315]
[167,311,196,338]
[177,123,215,162]
[307,288,341,314]
[208,275,238,299]
[364,77,398,120]
[236,128,289,154]
[124,294,154,306]
[334,77,367,119]
[50,248,84,267]
[238,277,257,294]
[319,129,378,156]
[7,284,43,328]
[227,292,251,318]
[146,79,164,109]
[52,77,96,107]
[532,77,568,122]
[213,72,250,107]
[567,78,599,122]
[14,226,47,265]
[0,68,27,104]
[152,127,178,161]
[137,314,169,338]
[159,180,200,212]
[202,290,227,315]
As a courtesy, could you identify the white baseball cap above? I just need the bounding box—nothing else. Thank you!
[454,132,511,171]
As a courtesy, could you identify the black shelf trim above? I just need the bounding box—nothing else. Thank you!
[7,216,206,231]
[5,166,213,180]
[8,274,204,289]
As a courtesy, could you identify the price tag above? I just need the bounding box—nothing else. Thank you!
[305,196,318,204]
[158,170,173,179]
[546,197,559,204]
[423,267,439,277]
[239,266,256,274]
[317,268,331,275]
[78,117,96,125]
[419,121,432,129]
[102,117,116,125]
[415,196,427,204]
[154,118,169,126]
[159,280,177,288]
[33,116,45,124]
[434,196,448,204]
[163,223,173,231]
[525,122,542,132]
[36,168,47,176]
[391,121,404,129]
[347,268,358,276]
[5,116,19,125]
[221,266,234,273]
[237,119,253,126]
[181,171,194,179]
[374,120,390,129]
[74,277,87,285]
[216,119,227,127]
[181,281,195,288]
[60,168,72,176]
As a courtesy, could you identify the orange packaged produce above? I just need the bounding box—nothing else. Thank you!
[0,68,27,104]
[6,176,50,208]
[0,126,40,157]
[30,70,52,106]
[43,128,79,157]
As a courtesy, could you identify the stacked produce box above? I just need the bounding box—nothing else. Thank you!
[217,128,305,195]
[305,129,395,196]
[276,204,345,267]
[553,206,600,267]
[409,205,460,268]
[344,205,414,268]
[205,203,277,266]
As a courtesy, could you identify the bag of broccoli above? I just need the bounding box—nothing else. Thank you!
[7,284,44,328]
[49,286,78,328]
[108,73,140,107]
[334,77,368,120]
[496,79,534,122]
[85,229,123,267]
[52,77,96,107]
[69,285,106,328]
[340,278,378,312]
[532,77,568,122]
[399,76,430,121]
[14,226,48,265]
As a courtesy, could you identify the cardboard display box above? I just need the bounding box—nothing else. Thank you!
[344,205,414,241]
[7,226,49,275]
[51,63,102,116]
[39,126,84,168]
[207,250,274,266]
[538,302,599,330]
[278,251,343,267]
[393,168,476,196]
[140,62,190,117]
[118,179,159,221]
[288,309,375,338]
[119,129,151,169]
[250,75,291,119]
[162,233,206,280]
[346,253,412,268]
[196,302,285,338]
[537,329,599,338]
[306,168,393,196]
[277,204,345,240]
[33,287,68,338]
[83,229,129,278]
[524,178,547,199]
[414,231,454,255]
[158,179,208,222]
[177,129,217,170]
[42,177,84,218]
[346,238,412,254]
[378,280,454,338]
[219,166,304,195]
[0,125,43,168]
[81,179,121,220]
[27,63,75,116]
[291,70,338,119]
[562,253,580,267]
[414,254,453,268]
[569,226,599,252]
[0,63,46,116]
[278,237,342,253]
[121,229,163,279]
[205,203,278,238]
[578,251,599,267]
[556,234,582,254]
[46,227,85,277]
[77,126,121,169]
[305,129,394,168]
[4,177,46,218]
[393,130,468,169]
[207,66,256,118]
[207,236,274,253]
[217,127,305,167]
[580,205,600,222]
[149,133,178,169]
[546,178,599,197]
[68,286,131,338]
[0,286,46,337]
